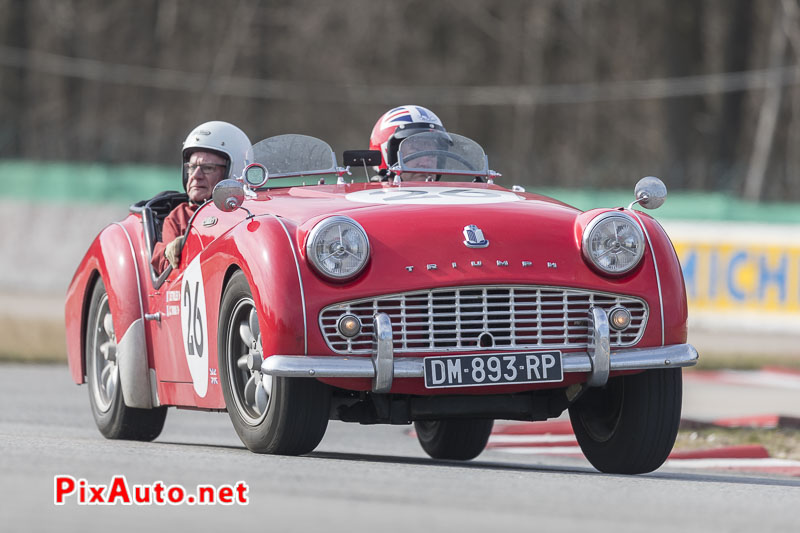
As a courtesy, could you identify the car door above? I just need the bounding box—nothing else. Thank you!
[147,203,243,406]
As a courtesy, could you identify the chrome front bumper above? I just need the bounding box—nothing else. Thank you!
[261,311,698,393]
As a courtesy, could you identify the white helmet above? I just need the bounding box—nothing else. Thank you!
[182,121,251,190]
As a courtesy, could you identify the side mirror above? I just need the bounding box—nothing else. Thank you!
[632,176,667,210]
[213,179,245,212]
[244,163,268,188]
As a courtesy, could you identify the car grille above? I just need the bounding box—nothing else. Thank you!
[319,285,648,354]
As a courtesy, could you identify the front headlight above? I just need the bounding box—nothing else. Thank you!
[306,216,370,281]
[582,212,645,275]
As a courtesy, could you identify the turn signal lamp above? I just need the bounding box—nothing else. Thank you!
[609,307,632,331]
[337,314,362,338]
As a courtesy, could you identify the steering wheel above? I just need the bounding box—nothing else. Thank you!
[402,150,478,171]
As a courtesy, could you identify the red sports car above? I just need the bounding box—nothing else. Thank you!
[65,132,697,474]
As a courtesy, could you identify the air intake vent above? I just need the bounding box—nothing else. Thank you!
[320,285,648,354]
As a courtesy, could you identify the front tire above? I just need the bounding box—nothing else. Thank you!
[569,368,682,474]
[414,419,494,460]
[219,271,330,455]
[85,278,167,441]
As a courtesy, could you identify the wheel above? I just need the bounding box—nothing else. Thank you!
[568,368,682,474]
[219,270,330,454]
[85,278,167,440]
[414,419,494,460]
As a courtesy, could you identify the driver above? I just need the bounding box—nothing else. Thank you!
[368,105,448,181]
[394,130,455,181]
[151,121,251,274]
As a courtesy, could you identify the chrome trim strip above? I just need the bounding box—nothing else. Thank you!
[630,211,665,346]
[372,313,394,393]
[260,343,699,379]
[587,307,610,387]
[272,215,308,355]
[262,355,375,378]
[111,222,153,409]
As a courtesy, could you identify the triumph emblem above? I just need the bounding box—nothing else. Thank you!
[463,224,489,248]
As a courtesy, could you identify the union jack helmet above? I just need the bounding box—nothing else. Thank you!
[369,105,447,170]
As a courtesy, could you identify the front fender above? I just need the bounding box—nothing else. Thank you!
[64,219,153,408]
[634,212,689,345]
[573,208,688,347]
[199,215,307,366]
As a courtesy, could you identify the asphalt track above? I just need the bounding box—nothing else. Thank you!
[1,364,799,532]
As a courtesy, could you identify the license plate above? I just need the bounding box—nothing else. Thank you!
[423,351,563,389]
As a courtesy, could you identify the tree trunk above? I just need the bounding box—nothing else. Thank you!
[0,0,28,157]
[743,1,788,202]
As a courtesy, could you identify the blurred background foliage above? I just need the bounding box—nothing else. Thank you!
[2,0,800,202]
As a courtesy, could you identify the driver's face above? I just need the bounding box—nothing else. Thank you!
[405,155,437,180]
[409,153,437,168]
[186,151,227,204]
[402,140,439,180]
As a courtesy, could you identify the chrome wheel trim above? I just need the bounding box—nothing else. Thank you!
[227,298,271,425]
[90,293,118,413]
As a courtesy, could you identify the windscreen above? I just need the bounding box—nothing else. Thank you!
[246,134,337,188]
[396,132,489,181]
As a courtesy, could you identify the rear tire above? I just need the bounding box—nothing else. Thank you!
[415,419,494,460]
[569,368,682,474]
[219,271,330,455]
[85,278,167,441]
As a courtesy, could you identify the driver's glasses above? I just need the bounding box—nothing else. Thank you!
[184,163,226,176]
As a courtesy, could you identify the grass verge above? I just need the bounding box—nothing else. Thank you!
[0,317,67,363]
[690,351,800,371]
[675,427,800,460]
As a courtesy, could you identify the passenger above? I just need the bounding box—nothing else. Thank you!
[151,121,251,274]
[393,130,455,181]
[368,105,448,181]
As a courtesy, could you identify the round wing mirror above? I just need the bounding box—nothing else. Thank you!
[244,163,268,188]
[213,179,245,212]
[633,176,667,210]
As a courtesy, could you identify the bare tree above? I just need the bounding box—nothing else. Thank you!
[744,0,788,202]
[1,0,799,201]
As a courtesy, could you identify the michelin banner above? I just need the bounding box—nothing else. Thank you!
[663,221,800,333]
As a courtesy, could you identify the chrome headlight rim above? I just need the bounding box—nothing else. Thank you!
[581,211,646,276]
[306,215,371,282]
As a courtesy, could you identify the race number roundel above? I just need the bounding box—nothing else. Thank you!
[345,187,522,205]
[181,257,209,397]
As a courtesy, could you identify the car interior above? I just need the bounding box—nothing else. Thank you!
[130,190,188,287]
